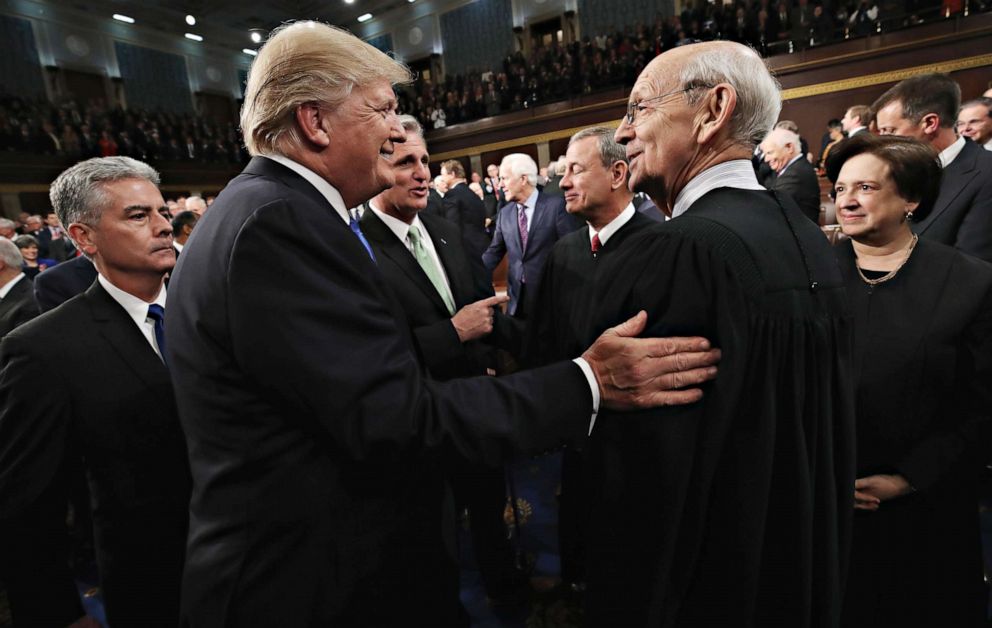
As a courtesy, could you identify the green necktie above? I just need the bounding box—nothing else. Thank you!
[408,225,455,315]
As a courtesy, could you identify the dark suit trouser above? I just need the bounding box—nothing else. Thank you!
[451,459,517,595]
[559,448,589,584]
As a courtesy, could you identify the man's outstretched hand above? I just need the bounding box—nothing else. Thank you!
[581,311,720,411]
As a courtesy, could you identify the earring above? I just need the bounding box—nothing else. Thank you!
[905,210,914,221]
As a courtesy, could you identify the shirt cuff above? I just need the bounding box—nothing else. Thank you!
[572,357,600,435]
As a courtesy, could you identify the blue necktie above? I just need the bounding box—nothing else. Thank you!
[146,304,167,366]
[350,215,376,263]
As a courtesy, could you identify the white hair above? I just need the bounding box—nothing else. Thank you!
[762,127,801,157]
[0,237,23,269]
[679,43,781,148]
[500,153,538,186]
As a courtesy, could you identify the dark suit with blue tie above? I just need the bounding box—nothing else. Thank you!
[482,191,582,317]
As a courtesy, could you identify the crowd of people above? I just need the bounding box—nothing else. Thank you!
[0,93,248,165]
[0,16,991,628]
[401,0,989,130]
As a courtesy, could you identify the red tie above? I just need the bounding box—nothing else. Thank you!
[591,233,602,254]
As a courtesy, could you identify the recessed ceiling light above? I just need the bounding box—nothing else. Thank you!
[357,13,373,22]
[185,33,203,42]
[243,48,258,56]
[344,0,356,4]
[185,14,196,26]
[250,31,262,43]
[112,14,135,23]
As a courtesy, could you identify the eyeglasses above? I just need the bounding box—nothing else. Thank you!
[624,84,714,126]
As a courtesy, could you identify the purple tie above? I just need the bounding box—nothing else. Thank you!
[517,203,529,253]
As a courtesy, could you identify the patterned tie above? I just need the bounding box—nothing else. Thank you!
[146,304,167,365]
[408,225,455,315]
[591,233,602,254]
[517,203,529,253]
[349,215,376,263]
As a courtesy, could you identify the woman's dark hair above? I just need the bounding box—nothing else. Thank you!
[13,235,39,249]
[825,134,941,221]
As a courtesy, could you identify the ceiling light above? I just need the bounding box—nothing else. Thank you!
[250,31,262,43]
[185,14,196,26]
[185,33,203,42]
[358,13,373,22]
[112,14,135,23]
[344,0,356,4]
[243,48,258,56]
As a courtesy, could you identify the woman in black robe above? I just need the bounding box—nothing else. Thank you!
[827,134,992,627]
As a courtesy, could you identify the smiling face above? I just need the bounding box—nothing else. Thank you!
[613,54,699,210]
[75,178,175,279]
[321,79,406,208]
[834,153,917,245]
[376,136,430,223]
[560,136,623,222]
[957,103,992,145]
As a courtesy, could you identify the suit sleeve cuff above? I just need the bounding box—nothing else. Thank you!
[572,357,600,435]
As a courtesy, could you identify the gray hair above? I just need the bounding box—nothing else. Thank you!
[186,195,207,211]
[762,127,801,157]
[0,238,23,269]
[500,153,539,186]
[398,114,423,140]
[49,156,160,230]
[0,218,16,232]
[569,126,628,169]
[679,43,781,148]
[241,20,413,156]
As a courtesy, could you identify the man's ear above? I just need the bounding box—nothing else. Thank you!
[696,84,737,145]
[294,103,332,148]
[919,113,941,138]
[68,223,97,258]
[611,160,629,191]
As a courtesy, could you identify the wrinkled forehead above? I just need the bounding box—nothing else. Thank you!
[630,58,680,101]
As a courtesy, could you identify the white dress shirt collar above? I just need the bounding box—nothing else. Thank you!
[0,273,26,299]
[848,126,867,136]
[672,159,766,218]
[173,241,184,253]
[984,138,992,151]
[589,202,636,247]
[97,274,167,358]
[938,136,966,169]
[367,203,452,293]
[264,154,351,225]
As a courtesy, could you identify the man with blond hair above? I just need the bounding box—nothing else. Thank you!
[166,21,721,627]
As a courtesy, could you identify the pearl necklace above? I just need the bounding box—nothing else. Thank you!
[855,234,919,287]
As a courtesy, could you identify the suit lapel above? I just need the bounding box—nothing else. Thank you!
[422,215,471,308]
[361,209,450,316]
[524,196,551,258]
[508,202,525,256]
[917,143,978,235]
[84,282,170,389]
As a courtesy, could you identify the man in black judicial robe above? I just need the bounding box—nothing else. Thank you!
[525,127,659,590]
[584,41,855,627]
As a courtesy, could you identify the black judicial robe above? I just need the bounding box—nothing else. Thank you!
[836,239,992,628]
[582,188,855,627]
[527,210,658,364]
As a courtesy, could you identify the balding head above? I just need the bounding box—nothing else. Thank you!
[614,41,781,212]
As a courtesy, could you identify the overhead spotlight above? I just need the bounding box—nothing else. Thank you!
[113,14,135,23]
[344,0,355,4]
[243,48,258,56]
[357,13,373,22]
[250,31,262,43]
[185,14,196,26]
[185,33,203,42]
[408,0,416,3]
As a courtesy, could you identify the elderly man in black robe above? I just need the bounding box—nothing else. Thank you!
[581,40,856,627]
